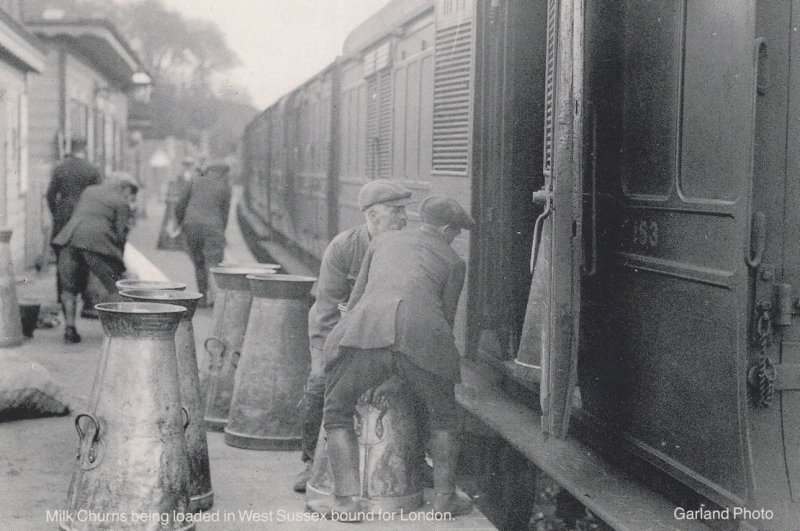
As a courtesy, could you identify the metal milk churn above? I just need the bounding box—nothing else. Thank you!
[120,290,213,513]
[202,266,275,430]
[116,279,186,292]
[306,390,424,513]
[224,274,315,450]
[0,228,23,347]
[64,302,193,531]
[355,391,424,512]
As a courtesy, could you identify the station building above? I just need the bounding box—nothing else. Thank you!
[0,2,45,272]
[21,13,150,271]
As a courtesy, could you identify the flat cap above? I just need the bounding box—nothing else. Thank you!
[419,195,475,230]
[358,179,414,211]
[114,174,139,193]
[202,161,230,175]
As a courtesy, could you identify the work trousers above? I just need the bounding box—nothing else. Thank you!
[323,347,461,433]
[57,246,124,299]
[183,222,225,298]
[300,346,326,463]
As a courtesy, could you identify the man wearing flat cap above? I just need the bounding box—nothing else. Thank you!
[52,178,138,343]
[292,178,413,493]
[307,195,475,521]
[175,161,232,306]
[46,137,102,304]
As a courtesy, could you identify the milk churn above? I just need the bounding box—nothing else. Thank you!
[202,266,276,430]
[306,390,424,513]
[116,279,186,291]
[224,274,315,450]
[120,290,212,513]
[356,391,424,512]
[0,229,23,347]
[64,302,192,531]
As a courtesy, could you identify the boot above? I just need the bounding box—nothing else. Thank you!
[293,460,312,493]
[305,428,367,522]
[430,429,473,516]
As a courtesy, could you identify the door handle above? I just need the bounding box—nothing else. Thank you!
[746,211,766,269]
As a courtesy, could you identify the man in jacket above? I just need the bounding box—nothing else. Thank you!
[293,179,413,492]
[175,162,232,306]
[307,195,475,521]
[46,137,102,300]
[52,178,138,343]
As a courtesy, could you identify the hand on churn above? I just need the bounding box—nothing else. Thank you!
[362,375,404,409]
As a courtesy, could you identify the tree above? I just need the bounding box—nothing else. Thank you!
[26,0,257,153]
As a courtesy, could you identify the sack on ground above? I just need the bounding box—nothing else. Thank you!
[0,353,69,421]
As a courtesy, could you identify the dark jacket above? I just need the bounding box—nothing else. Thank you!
[51,183,132,262]
[46,156,102,239]
[175,174,231,230]
[307,224,371,350]
[324,225,466,382]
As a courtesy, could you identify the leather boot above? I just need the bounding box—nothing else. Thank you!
[430,429,473,516]
[305,428,367,522]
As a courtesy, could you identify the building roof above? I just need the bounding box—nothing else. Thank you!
[26,18,149,89]
[342,0,432,57]
[0,7,45,72]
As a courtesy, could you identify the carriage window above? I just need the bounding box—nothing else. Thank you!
[620,0,681,199]
[678,3,751,202]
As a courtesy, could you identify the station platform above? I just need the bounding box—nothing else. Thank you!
[0,190,495,530]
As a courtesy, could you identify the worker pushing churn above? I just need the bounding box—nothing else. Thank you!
[306,195,475,522]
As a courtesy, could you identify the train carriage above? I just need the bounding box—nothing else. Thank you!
[239,0,800,528]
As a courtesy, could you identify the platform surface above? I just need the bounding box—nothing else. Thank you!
[0,192,495,530]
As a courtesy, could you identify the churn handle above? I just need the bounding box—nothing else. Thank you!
[180,406,190,431]
[204,336,228,373]
[74,413,100,444]
[74,413,103,469]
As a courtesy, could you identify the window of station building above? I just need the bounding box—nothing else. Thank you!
[18,92,27,194]
[111,120,124,171]
[68,99,88,146]
[93,109,105,169]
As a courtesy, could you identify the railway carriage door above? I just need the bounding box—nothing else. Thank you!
[516,0,584,439]
[578,0,757,513]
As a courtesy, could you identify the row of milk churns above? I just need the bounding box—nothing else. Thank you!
[63,261,426,529]
[62,263,321,530]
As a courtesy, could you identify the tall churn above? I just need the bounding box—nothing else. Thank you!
[202,266,276,430]
[0,228,23,347]
[64,302,193,530]
[120,289,213,513]
[306,393,424,513]
[224,274,315,450]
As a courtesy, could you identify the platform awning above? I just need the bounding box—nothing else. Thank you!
[27,19,148,89]
[0,9,45,73]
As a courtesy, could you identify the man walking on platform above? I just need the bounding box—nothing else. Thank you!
[175,162,232,307]
[46,137,102,299]
[293,179,413,493]
[307,196,475,521]
[52,178,138,343]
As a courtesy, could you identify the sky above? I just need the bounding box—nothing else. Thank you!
[163,0,392,110]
